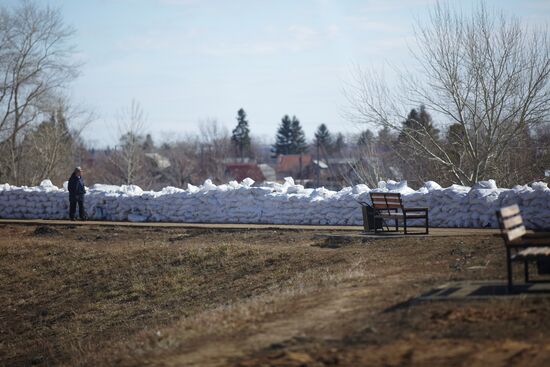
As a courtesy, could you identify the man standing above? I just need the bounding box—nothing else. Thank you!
[68,167,86,221]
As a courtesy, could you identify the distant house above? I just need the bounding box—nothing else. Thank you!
[275,154,330,182]
[275,154,311,180]
[225,163,266,182]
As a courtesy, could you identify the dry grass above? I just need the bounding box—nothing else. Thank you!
[1,224,548,367]
[0,225,371,366]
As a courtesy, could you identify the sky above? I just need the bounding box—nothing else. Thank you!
[3,0,550,147]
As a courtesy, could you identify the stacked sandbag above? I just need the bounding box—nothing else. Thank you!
[0,178,549,229]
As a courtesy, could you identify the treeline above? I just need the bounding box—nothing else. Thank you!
[1,1,549,190]
[350,107,550,188]
[86,106,348,189]
[84,101,550,190]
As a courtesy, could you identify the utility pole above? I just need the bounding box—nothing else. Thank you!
[299,153,302,183]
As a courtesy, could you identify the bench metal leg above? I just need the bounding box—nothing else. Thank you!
[507,250,513,293]
[425,216,429,234]
[404,216,407,234]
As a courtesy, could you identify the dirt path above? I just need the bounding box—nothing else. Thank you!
[0,218,501,237]
[162,286,373,367]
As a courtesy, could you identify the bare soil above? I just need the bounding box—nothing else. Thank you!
[0,223,549,366]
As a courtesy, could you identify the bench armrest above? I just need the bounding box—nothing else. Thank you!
[509,240,550,248]
[523,232,550,239]
[373,208,399,212]
[403,207,428,212]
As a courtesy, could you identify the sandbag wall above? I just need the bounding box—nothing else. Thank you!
[0,178,549,229]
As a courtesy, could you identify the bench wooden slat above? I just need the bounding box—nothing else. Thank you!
[371,198,401,203]
[512,247,550,260]
[500,204,520,218]
[370,193,401,197]
[502,215,523,229]
[376,213,405,217]
[507,225,526,242]
[372,203,402,209]
[372,201,401,205]
[371,194,401,198]
[400,213,428,218]
[371,197,401,202]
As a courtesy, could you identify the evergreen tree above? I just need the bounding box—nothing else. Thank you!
[376,126,395,153]
[273,115,293,155]
[446,123,466,165]
[397,105,440,183]
[357,129,375,147]
[290,116,308,154]
[231,108,251,160]
[274,115,308,155]
[333,133,346,154]
[399,105,439,143]
[314,124,333,152]
[142,134,155,152]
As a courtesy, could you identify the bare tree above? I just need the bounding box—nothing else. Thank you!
[100,100,149,185]
[18,97,91,185]
[347,2,550,185]
[343,129,400,188]
[197,118,231,182]
[0,1,79,184]
[161,139,198,187]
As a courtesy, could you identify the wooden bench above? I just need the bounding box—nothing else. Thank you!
[369,192,429,234]
[496,204,550,292]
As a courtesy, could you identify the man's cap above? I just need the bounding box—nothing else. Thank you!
[75,166,82,171]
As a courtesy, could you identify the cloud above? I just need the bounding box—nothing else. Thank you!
[327,24,340,39]
[115,27,203,52]
[288,25,318,43]
[154,0,199,5]
[347,18,406,33]
[201,24,340,56]
[357,0,436,14]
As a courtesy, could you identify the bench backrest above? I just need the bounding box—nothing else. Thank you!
[370,192,403,210]
[496,204,526,244]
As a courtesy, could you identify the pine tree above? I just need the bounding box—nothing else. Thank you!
[274,115,308,155]
[142,134,155,152]
[333,133,346,154]
[397,105,440,182]
[446,123,466,164]
[274,115,293,155]
[357,129,375,147]
[290,116,308,154]
[231,108,251,160]
[376,126,395,153]
[399,105,439,143]
[314,124,333,152]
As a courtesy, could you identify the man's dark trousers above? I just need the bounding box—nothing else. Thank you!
[69,199,85,220]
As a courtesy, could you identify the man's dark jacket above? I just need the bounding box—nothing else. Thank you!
[68,174,86,201]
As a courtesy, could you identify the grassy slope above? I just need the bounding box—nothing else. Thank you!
[1,224,549,366]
